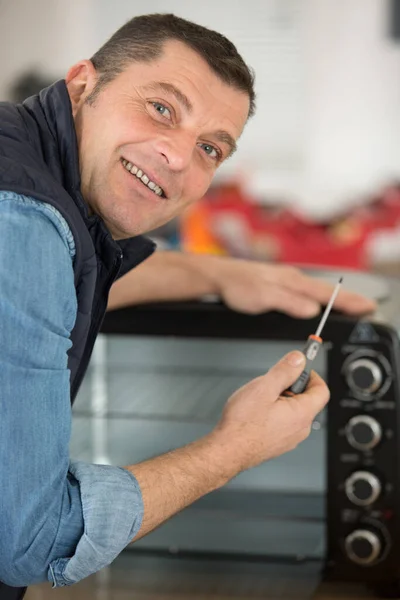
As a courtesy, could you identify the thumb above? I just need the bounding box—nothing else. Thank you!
[265,351,306,397]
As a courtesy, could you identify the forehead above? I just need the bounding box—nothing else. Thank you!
[120,40,250,136]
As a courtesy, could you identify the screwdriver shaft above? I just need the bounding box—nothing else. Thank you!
[315,276,343,338]
[284,275,343,396]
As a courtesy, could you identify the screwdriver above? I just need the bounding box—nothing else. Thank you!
[284,276,343,396]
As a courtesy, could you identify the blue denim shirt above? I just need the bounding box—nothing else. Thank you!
[0,192,143,587]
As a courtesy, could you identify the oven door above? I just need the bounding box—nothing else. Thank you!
[70,303,328,563]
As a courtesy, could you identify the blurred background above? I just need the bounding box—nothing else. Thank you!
[4,0,400,274]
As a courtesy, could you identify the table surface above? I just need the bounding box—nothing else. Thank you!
[25,552,380,600]
[25,582,377,600]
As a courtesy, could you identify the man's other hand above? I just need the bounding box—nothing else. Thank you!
[209,258,376,317]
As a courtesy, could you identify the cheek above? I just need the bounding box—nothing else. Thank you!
[117,105,158,141]
[185,168,214,203]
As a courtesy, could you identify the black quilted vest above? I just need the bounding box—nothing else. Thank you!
[0,79,155,402]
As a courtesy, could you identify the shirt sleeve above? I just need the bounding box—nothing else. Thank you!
[0,192,143,588]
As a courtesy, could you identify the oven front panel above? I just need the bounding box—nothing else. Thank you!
[71,335,327,560]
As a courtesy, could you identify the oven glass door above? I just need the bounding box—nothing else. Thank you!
[71,335,327,561]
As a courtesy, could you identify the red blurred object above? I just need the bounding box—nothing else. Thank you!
[180,182,400,270]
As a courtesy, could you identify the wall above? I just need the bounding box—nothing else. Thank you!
[304,0,400,214]
[1,0,400,217]
[0,0,96,98]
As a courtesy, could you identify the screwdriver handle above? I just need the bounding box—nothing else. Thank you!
[285,335,322,396]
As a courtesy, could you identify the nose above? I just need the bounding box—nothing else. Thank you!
[154,131,194,172]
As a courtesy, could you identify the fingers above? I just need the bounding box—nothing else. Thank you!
[282,269,376,315]
[254,265,375,317]
[290,370,330,419]
[264,351,307,397]
[222,261,376,318]
[333,287,377,314]
[252,286,321,318]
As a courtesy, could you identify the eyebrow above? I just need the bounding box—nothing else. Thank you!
[144,81,193,113]
[214,130,237,158]
[144,80,238,158]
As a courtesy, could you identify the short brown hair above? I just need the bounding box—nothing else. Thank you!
[88,13,256,118]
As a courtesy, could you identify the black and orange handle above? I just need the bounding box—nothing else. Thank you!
[284,334,322,396]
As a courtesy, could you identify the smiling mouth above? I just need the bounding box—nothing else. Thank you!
[121,158,166,198]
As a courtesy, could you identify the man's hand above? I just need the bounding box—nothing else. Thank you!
[127,350,329,541]
[108,251,376,317]
[214,350,330,472]
[206,257,376,318]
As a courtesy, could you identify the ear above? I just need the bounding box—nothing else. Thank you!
[65,60,97,116]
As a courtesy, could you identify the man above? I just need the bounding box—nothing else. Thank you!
[0,13,374,594]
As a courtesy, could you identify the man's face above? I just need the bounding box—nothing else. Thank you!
[66,40,250,239]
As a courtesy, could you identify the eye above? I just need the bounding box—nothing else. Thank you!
[150,102,172,120]
[198,142,221,161]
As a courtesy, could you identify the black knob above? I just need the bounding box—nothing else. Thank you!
[345,415,382,451]
[346,359,382,396]
[345,471,381,506]
[345,529,382,565]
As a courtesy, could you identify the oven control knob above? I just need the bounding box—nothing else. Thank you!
[345,529,382,565]
[345,359,383,395]
[345,471,381,506]
[345,415,382,451]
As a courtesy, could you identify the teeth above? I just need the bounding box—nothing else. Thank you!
[121,159,164,197]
